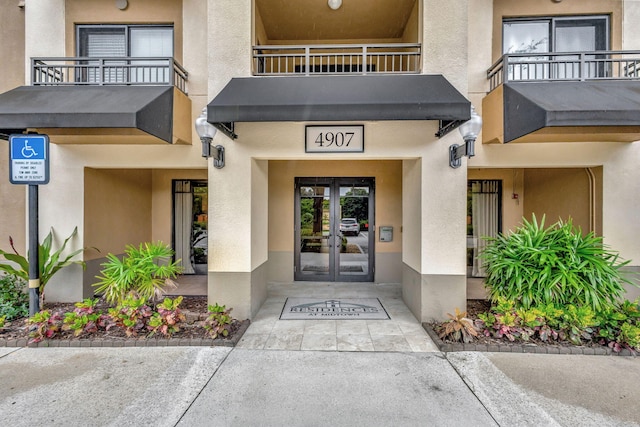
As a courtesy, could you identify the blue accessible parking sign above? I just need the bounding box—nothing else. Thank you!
[9,134,50,185]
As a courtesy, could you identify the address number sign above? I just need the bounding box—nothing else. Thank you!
[305,125,364,153]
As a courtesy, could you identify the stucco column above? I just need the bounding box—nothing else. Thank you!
[206,0,267,320]
[623,0,640,49]
[38,146,87,302]
[22,1,86,302]
[25,0,65,82]
[402,0,469,322]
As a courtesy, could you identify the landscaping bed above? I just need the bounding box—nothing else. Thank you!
[0,296,250,348]
[425,299,640,357]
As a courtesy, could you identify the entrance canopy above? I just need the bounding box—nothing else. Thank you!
[503,81,640,143]
[206,75,471,138]
[0,86,175,143]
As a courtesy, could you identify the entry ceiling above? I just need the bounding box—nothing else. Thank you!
[255,0,417,40]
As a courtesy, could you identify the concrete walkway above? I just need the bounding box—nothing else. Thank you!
[237,282,438,352]
[1,346,640,426]
[2,283,639,426]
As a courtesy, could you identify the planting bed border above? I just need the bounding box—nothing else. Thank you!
[422,323,637,357]
[0,319,251,349]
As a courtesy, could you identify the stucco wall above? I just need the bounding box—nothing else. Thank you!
[624,0,640,49]
[492,0,623,62]
[0,0,26,254]
[84,168,152,259]
[401,0,420,43]
[523,168,592,233]
[65,0,184,61]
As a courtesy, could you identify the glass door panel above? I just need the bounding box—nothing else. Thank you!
[503,20,550,81]
[297,183,332,279]
[337,183,371,280]
[554,19,608,79]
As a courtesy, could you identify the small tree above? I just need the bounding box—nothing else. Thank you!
[0,227,86,308]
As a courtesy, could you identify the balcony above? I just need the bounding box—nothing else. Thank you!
[483,50,640,144]
[488,50,640,91]
[252,44,421,76]
[32,57,188,94]
[0,57,192,144]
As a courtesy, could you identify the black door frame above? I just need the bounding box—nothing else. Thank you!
[294,177,375,282]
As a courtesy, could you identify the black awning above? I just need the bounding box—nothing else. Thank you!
[504,81,640,142]
[0,86,174,143]
[207,75,470,137]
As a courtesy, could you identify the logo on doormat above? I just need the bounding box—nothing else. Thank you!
[280,298,389,320]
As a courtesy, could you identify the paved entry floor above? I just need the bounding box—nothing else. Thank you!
[237,282,439,352]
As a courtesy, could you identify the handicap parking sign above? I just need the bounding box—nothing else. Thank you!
[9,134,50,185]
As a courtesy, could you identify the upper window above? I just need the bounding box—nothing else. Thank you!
[503,16,609,80]
[503,16,609,54]
[77,25,174,83]
[77,25,173,57]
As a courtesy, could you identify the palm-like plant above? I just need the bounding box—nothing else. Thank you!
[93,242,182,305]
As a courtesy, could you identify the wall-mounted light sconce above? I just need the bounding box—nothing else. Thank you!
[449,106,482,169]
[195,108,225,168]
[328,0,342,10]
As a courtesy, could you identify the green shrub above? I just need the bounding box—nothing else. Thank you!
[107,294,153,337]
[62,298,105,337]
[27,310,65,343]
[481,214,633,311]
[93,242,183,305]
[0,228,86,308]
[204,303,234,339]
[471,298,640,352]
[147,296,186,337]
[0,274,29,320]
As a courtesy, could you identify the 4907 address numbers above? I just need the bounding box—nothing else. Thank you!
[305,125,364,153]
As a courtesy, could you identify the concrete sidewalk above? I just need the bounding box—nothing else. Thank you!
[1,346,640,426]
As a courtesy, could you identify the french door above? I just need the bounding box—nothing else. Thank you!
[294,177,374,282]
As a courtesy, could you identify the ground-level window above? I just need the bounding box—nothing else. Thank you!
[76,24,174,83]
[503,15,609,80]
[467,180,502,278]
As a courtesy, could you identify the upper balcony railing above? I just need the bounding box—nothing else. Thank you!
[253,43,421,76]
[32,57,189,94]
[487,50,640,91]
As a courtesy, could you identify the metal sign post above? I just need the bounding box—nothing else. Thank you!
[9,134,50,316]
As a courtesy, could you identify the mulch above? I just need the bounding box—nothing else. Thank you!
[0,296,250,347]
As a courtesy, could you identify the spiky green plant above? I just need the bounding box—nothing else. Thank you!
[93,242,182,305]
[480,214,634,311]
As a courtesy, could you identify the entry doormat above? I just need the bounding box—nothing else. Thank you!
[280,298,389,320]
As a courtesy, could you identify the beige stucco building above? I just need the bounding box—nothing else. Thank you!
[0,0,639,321]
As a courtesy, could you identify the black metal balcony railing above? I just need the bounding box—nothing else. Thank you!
[487,50,640,91]
[32,57,189,94]
[253,43,421,75]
